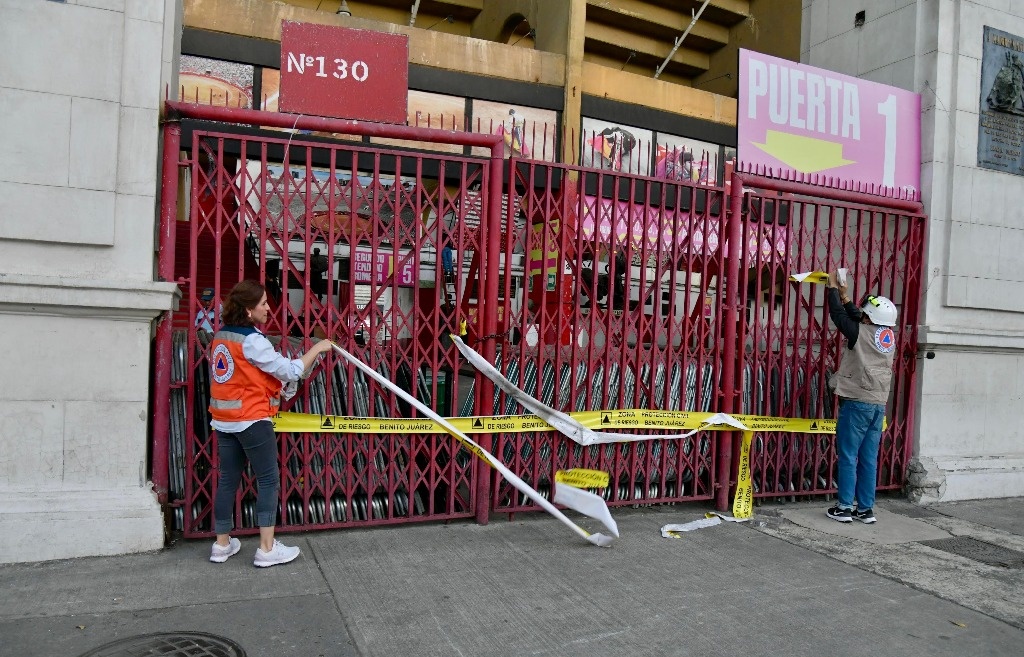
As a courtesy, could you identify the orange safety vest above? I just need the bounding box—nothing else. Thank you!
[208,326,281,422]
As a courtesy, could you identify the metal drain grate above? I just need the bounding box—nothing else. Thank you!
[78,632,246,657]
[919,537,1024,568]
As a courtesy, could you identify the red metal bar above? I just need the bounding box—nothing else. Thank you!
[473,142,505,524]
[152,119,182,505]
[900,218,926,470]
[165,101,502,149]
[715,171,745,511]
[735,172,924,215]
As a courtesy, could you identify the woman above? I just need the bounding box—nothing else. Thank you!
[207,279,334,566]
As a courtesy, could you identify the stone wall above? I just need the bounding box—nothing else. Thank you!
[0,0,180,563]
[803,0,1024,500]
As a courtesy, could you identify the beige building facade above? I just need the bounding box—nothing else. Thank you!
[11,0,1013,565]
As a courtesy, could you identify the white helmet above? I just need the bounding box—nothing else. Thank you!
[860,294,897,327]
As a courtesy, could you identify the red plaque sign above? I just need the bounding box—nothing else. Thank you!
[279,21,408,124]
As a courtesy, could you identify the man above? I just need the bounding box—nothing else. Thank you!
[825,271,898,524]
[194,288,219,333]
[309,248,329,300]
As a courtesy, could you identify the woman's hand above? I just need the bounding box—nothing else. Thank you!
[312,338,335,356]
[298,339,335,376]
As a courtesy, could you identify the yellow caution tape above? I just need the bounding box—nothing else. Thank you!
[789,271,830,284]
[272,409,840,435]
[555,468,611,490]
[273,404,882,523]
[732,431,755,519]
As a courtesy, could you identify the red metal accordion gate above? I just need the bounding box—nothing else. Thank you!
[727,169,925,508]
[152,103,926,538]
[153,103,507,536]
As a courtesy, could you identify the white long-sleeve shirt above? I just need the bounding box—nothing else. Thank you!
[211,330,305,434]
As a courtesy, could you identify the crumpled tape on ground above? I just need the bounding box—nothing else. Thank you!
[661,512,749,537]
[331,344,618,547]
[451,335,749,446]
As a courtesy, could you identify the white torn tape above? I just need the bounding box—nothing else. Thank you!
[661,512,750,537]
[661,516,721,536]
[451,335,748,445]
[789,271,830,284]
[332,345,618,547]
[553,483,619,539]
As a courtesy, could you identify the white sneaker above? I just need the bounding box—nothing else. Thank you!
[253,540,300,568]
[210,537,241,563]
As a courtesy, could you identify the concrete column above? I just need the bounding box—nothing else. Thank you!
[0,0,179,563]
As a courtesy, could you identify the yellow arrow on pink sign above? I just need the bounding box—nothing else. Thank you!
[752,130,856,174]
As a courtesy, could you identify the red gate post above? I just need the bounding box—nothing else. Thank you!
[714,170,746,511]
[152,117,182,505]
[473,145,506,525]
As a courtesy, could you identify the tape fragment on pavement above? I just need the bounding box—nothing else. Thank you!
[450,335,748,445]
[661,516,722,537]
[330,345,618,547]
[661,511,750,537]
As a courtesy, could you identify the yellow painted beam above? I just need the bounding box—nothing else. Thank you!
[583,51,692,86]
[581,61,736,126]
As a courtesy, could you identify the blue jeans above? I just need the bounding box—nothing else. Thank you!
[213,420,280,533]
[835,399,885,510]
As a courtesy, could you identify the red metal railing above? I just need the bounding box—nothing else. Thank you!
[154,102,926,536]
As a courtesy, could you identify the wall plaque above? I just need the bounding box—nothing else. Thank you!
[978,26,1024,175]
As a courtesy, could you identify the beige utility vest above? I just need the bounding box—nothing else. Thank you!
[833,323,896,405]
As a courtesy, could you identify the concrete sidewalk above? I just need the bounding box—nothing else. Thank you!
[1,497,1022,657]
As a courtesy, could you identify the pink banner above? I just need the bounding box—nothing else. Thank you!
[523,194,789,277]
[739,50,921,195]
[569,195,786,263]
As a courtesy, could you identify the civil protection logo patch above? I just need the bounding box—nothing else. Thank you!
[211,344,235,383]
[873,327,896,353]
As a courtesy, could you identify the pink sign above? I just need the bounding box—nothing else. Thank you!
[352,248,415,287]
[739,49,921,195]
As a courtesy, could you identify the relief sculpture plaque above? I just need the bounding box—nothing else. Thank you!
[978,26,1024,175]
